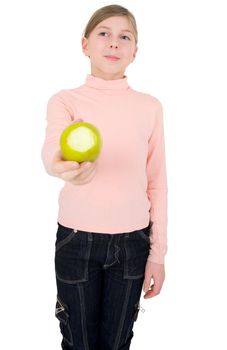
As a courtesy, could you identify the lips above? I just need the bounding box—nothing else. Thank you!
[104,55,120,61]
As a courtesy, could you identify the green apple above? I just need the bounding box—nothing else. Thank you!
[60,122,102,163]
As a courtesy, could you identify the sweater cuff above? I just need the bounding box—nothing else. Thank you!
[147,239,167,264]
[147,254,165,264]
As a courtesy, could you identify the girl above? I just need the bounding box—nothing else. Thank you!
[41,4,168,350]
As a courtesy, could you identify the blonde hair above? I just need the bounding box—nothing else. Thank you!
[83,4,138,46]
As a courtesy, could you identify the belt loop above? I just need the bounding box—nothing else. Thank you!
[88,232,93,242]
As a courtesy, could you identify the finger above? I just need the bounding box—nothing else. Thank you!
[70,165,97,185]
[75,163,97,181]
[74,118,84,123]
[77,160,97,172]
[60,169,81,181]
[53,158,80,174]
[143,280,151,293]
[52,150,63,162]
[53,161,79,175]
[143,284,161,299]
[61,162,96,182]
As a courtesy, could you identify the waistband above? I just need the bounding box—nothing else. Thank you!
[57,222,150,238]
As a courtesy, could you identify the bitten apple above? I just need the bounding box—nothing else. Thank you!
[60,122,102,163]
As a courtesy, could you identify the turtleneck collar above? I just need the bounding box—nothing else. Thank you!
[85,74,129,92]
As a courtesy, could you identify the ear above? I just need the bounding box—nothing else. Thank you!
[131,46,138,62]
[81,36,89,57]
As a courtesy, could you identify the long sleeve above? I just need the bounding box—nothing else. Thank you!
[146,100,168,264]
[41,92,74,176]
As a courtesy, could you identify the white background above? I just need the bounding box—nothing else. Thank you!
[0,0,226,349]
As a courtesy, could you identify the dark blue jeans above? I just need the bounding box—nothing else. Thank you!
[55,222,151,350]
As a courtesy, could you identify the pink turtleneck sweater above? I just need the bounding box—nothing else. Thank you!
[41,74,168,264]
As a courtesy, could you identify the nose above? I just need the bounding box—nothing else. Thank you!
[108,34,119,49]
[110,43,118,49]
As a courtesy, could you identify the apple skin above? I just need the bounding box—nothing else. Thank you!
[60,122,102,163]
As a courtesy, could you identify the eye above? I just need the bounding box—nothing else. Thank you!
[98,32,131,40]
[121,35,131,40]
[99,32,108,37]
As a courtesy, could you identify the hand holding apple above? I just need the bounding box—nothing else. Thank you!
[51,119,99,185]
[60,121,102,163]
[51,150,98,185]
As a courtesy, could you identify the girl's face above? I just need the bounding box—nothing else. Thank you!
[82,16,138,80]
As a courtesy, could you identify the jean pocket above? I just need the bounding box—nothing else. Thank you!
[55,226,93,284]
[138,227,151,244]
[55,225,77,252]
[123,231,150,279]
[55,295,74,347]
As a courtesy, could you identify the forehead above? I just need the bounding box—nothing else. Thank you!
[95,16,133,33]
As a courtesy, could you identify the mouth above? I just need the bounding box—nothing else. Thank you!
[104,55,120,61]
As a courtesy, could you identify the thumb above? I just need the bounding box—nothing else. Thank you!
[143,279,150,293]
[75,118,84,123]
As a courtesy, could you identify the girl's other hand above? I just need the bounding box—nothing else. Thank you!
[143,262,165,299]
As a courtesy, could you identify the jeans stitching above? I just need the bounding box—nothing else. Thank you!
[55,229,76,252]
[113,279,132,350]
[55,231,93,284]
[124,301,140,343]
[55,295,74,347]
[78,285,90,350]
[123,235,146,279]
[138,229,150,244]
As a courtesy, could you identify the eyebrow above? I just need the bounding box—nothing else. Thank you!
[96,25,133,34]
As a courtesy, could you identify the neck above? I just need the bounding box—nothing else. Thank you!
[90,67,126,81]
